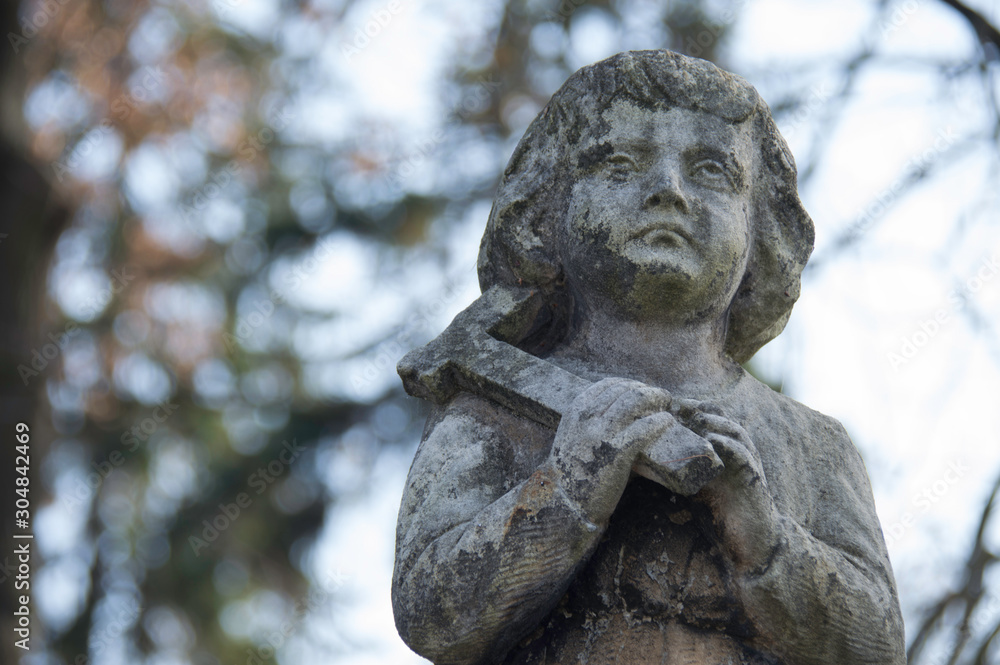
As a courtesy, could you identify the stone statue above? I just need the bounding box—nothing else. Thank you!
[391,50,906,665]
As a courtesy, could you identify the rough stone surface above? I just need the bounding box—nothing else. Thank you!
[393,50,906,665]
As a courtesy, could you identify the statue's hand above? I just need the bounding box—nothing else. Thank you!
[674,400,765,488]
[633,419,724,497]
[548,377,677,523]
[676,400,782,571]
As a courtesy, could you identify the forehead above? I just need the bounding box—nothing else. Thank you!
[585,100,754,161]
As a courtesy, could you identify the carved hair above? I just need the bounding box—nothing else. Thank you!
[477,50,814,363]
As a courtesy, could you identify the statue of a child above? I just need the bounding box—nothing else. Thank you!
[392,50,905,665]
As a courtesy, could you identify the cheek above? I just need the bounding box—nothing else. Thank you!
[568,188,618,241]
[726,211,753,291]
[563,208,611,275]
[709,199,750,248]
[566,183,594,229]
[567,208,601,246]
[736,207,751,252]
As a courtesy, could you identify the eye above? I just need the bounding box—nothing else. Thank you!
[603,154,637,180]
[690,159,732,188]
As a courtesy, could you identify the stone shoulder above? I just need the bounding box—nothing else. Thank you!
[396,392,554,548]
[738,375,886,563]
[738,375,864,472]
[425,391,556,472]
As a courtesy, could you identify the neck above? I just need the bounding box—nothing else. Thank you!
[553,297,741,398]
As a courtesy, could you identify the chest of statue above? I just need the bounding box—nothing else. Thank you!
[501,478,782,665]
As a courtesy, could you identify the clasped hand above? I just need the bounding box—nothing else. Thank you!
[547,377,776,561]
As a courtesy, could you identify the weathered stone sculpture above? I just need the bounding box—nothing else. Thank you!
[392,50,906,665]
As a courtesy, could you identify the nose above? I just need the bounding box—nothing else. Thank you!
[643,168,688,213]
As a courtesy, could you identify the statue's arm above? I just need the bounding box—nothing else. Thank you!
[691,410,906,665]
[392,379,678,665]
[743,508,905,665]
[391,395,602,665]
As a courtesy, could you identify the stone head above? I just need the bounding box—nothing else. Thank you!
[478,50,814,363]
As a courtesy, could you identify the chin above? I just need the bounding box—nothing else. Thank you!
[625,269,737,318]
[621,252,701,286]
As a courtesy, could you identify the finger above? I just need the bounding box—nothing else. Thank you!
[574,377,634,420]
[672,399,724,420]
[705,432,739,462]
[636,422,724,495]
[603,383,672,426]
[691,412,749,440]
[671,398,701,419]
[613,411,676,448]
[643,421,719,465]
[698,415,759,462]
[597,378,652,414]
[704,432,763,476]
[671,399,703,431]
[699,401,724,416]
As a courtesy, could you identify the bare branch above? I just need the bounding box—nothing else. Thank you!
[938,0,1000,59]
[908,470,1000,663]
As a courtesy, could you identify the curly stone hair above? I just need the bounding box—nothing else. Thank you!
[477,50,815,363]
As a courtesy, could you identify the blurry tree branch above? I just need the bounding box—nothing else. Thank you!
[938,0,1000,59]
[907,470,1000,663]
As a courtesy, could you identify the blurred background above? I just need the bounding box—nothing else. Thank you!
[0,0,998,663]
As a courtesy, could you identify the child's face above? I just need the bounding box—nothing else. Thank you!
[561,101,755,320]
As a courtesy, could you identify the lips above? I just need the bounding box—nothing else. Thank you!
[632,223,693,245]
